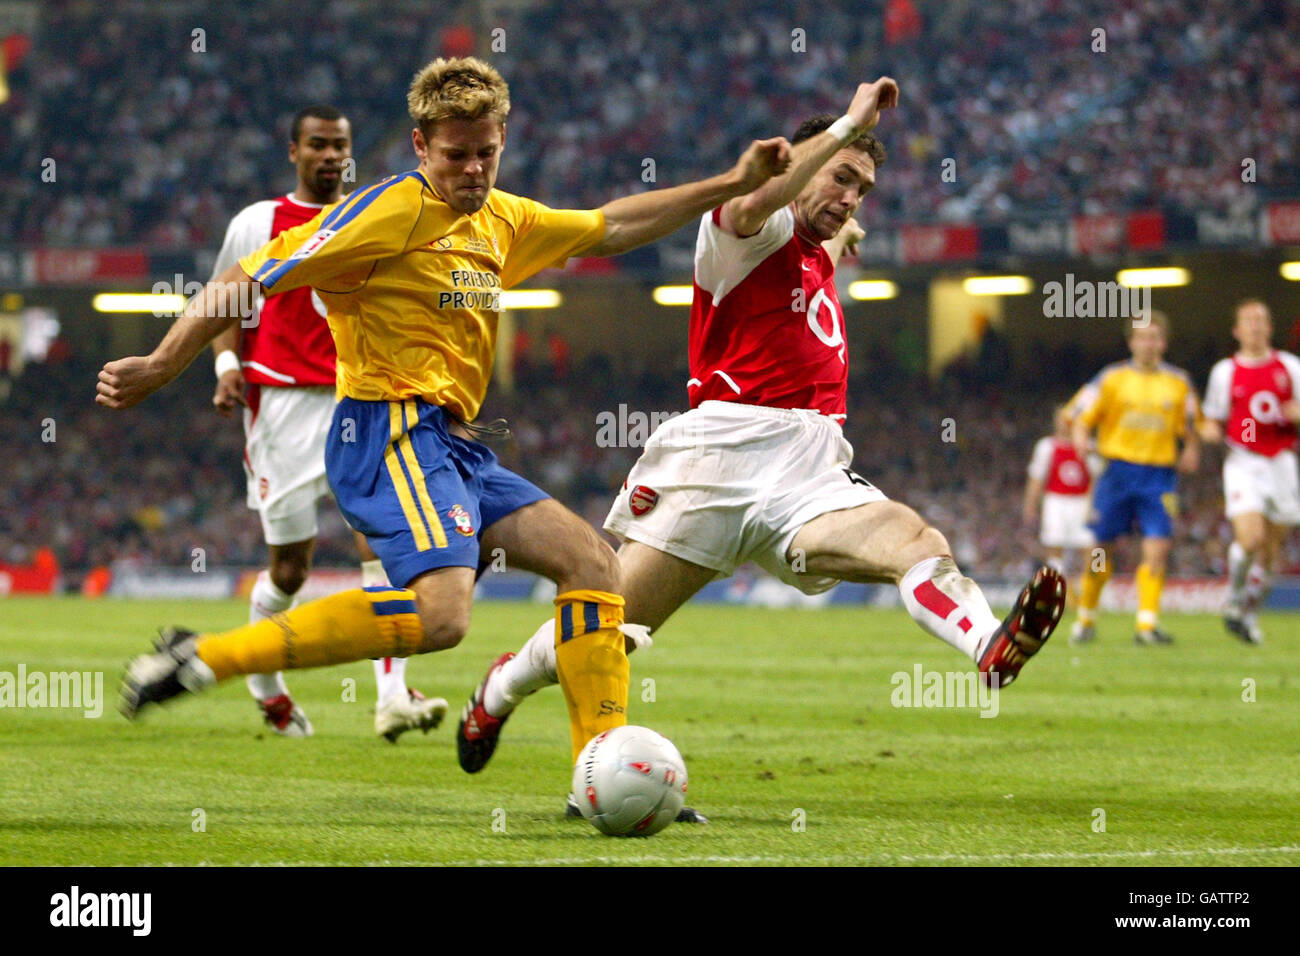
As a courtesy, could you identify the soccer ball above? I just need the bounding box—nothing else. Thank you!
[571,725,688,837]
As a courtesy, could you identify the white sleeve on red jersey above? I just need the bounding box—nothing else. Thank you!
[694,204,795,305]
[209,200,278,281]
[1027,436,1053,481]
[1280,351,1300,396]
[1203,357,1234,422]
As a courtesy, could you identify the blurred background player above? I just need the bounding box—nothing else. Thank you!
[1023,405,1093,579]
[1200,298,1300,644]
[208,105,447,739]
[1070,311,1202,645]
[457,82,1067,816]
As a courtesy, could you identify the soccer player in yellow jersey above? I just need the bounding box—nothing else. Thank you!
[1069,311,1202,645]
[97,57,791,781]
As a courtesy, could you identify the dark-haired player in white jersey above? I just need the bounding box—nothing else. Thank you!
[1200,298,1300,644]
[209,105,447,738]
[457,78,1066,817]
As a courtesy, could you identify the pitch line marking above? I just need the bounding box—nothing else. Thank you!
[137,845,1300,867]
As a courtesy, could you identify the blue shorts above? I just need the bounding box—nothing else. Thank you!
[326,398,548,587]
[1088,459,1177,542]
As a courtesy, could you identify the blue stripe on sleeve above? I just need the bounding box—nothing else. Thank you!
[257,171,421,288]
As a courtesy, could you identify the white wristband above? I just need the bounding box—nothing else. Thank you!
[214,350,241,378]
[828,114,860,144]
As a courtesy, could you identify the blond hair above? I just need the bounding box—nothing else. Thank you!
[407,57,510,134]
[1125,309,1169,339]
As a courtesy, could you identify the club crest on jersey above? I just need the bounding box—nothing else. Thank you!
[258,477,269,501]
[629,485,659,516]
[288,228,336,261]
[448,504,474,537]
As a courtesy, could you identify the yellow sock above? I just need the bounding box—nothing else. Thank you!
[196,587,423,681]
[1135,564,1164,631]
[553,589,629,763]
[1077,559,1112,626]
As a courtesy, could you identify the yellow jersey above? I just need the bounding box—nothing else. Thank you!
[238,170,605,420]
[1074,360,1201,466]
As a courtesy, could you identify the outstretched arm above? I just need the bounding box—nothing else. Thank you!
[722,77,898,237]
[584,138,793,257]
[97,263,259,409]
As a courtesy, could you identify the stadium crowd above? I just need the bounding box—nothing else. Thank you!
[2,342,1286,587]
[3,0,1297,250]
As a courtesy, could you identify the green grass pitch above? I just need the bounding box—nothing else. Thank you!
[1,596,1297,866]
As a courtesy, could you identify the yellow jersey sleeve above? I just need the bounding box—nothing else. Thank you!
[496,194,605,289]
[1064,382,1097,424]
[239,173,428,294]
[1075,369,1114,431]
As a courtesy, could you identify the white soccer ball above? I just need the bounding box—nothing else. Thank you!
[571,725,688,837]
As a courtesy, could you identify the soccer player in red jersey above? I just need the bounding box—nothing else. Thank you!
[458,79,1066,815]
[1200,298,1300,643]
[208,105,447,739]
[1023,406,1094,577]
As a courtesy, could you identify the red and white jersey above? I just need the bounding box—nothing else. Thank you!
[1027,436,1091,495]
[210,194,335,388]
[688,205,848,420]
[1203,350,1300,457]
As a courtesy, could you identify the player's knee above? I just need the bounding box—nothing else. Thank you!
[897,513,951,567]
[417,608,470,652]
[561,534,621,594]
[1237,529,1265,554]
[269,560,308,595]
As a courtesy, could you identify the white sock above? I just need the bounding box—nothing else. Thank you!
[361,558,389,588]
[373,656,408,704]
[899,556,1000,661]
[247,570,294,702]
[362,559,408,703]
[249,569,294,622]
[1245,563,1272,612]
[1227,542,1251,607]
[486,619,557,717]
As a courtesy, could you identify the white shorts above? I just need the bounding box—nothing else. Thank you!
[1223,446,1300,525]
[1040,492,1093,549]
[243,385,336,545]
[603,401,888,594]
